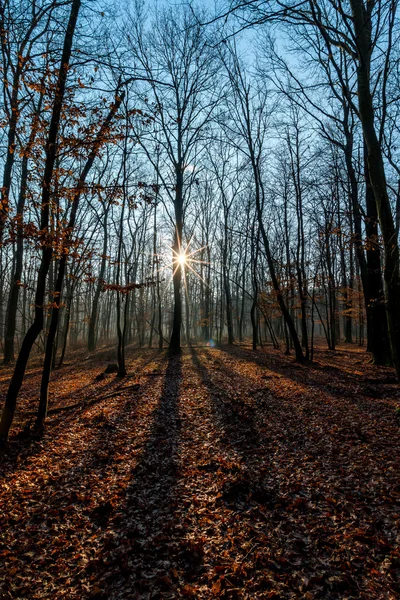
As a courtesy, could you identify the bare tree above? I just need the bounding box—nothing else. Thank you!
[125,5,221,353]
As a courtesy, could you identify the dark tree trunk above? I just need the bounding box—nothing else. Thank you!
[57,278,73,368]
[223,242,234,345]
[0,65,21,244]
[88,208,109,352]
[0,0,81,442]
[350,0,400,375]
[364,145,391,365]
[4,97,43,363]
[169,164,184,355]
[35,87,124,430]
[255,173,304,361]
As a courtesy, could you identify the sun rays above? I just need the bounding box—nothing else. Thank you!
[147,233,210,306]
[172,240,209,284]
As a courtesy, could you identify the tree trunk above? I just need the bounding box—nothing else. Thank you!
[350,0,400,375]
[88,208,109,352]
[364,144,391,364]
[169,164,184,354]
[0,0,81,443]
[35,86,124,430]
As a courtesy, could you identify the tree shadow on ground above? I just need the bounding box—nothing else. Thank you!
[0,354,173,600]
[190,347,275,517]
[189,347,399,600]
[191,347,260,457]
[89,354,188,599]
[0,350,164,473]
[218,344,399,412]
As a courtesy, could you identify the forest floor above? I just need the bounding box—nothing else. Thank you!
[0,343,399,600]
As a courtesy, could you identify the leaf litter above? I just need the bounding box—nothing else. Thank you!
[0,344,399,599]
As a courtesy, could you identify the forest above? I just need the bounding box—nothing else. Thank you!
[0,0,399,598]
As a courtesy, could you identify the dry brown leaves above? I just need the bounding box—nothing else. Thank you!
[0,344,399,599]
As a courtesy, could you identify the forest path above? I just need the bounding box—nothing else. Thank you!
[0,345,399,599]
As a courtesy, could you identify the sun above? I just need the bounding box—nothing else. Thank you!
[167,238,210,287]
[177,252,186,267]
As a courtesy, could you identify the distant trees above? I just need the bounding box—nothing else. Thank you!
[125,5,221,354]
[221,46,305,360]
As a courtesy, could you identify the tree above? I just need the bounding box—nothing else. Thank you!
[125,5,221,353]
[0,0,81,442]
[0,0,59,245]
[223,0,400,373]
[222,45,304,360]
[35,87,124,431]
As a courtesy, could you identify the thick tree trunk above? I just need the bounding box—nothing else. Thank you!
[364,146,391,365]
[344,132,387,360]
[350,0,400,375]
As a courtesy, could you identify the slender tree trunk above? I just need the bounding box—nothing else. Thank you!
[157,229,163,349]
[88,208,109,351]
[57,279,73,368]
[223,237,234,345]
[3,163,27,364]
[116,114,129,377]
[0,0,81,443]
[35,87,124,430]
[239,231,248,343]
[0,65,21,244]
[4,97,43,363]
[169,164,184,354]
[255,186,304,361]
[250,221,260,351]
[184,263,191,346]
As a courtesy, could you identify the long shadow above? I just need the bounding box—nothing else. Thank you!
[1,350,166,474]
[191,347,260,456]
[88,354,185,599]
[190,346,302,458]
[52,349,163,405]
[190,348,399,599]
[189,348,276,515]
[0,350,165,474]
[46,349,164,405]
[206,346,398,463]
[0,375,124,475]
[207,346,400,499]
[218,344,399,412]
[0,354,174,599]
